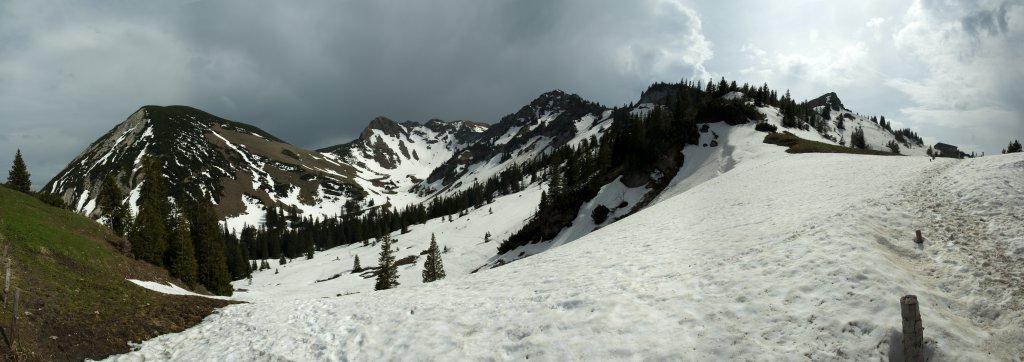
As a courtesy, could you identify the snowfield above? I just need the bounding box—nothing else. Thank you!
[106,123,1024,360]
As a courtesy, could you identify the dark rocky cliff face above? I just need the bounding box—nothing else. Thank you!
[806,92,847,112]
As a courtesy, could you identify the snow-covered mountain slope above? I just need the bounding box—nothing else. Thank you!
[107,146,1024,360]
[318,116,488,208]
[739,91,929,156]
[484,91,929,266]
[417,90,611,196]
[43,105,364,226]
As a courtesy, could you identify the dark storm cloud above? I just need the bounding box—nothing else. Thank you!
[4,0,1021,190]
[0,0,711,188]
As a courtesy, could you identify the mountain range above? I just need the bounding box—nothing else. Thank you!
[44,81,929,264]
[25,79,1024,360]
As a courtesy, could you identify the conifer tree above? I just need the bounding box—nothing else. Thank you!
[352,255,361,273]
[374,234,399,290]
[98,175,130,236]
[167,212,199,287]
[186,188,233,296]
[886,139,901,154]
[1007,140,1022,153]
[850,126,867,149]
[6,149,31,192]
[130,157,170,266]
[223,227,250,280]
[548,156,563,199]
[422,233,446,283]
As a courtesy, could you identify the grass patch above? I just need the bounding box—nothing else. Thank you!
[764,132,898,156]
[0,187,235,361]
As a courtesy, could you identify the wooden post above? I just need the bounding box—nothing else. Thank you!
[901,295,924,362]
[10,288,19,350]
[2,259,8,304]
[915,230,924,244]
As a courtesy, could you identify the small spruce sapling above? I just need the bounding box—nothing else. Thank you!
[374,234,399,290]
[886,139,901,154]
[422,234,446,283]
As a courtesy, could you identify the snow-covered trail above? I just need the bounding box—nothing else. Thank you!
[871,157,1024,350]
[106,153,1024,361]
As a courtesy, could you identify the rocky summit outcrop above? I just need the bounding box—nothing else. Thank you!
[807,92,847,112]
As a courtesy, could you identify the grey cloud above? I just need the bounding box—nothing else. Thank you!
[887,0,1024,154]
[0,0,712,188]
[961,2,1010,37]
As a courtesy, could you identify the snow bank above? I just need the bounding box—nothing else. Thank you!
[127,279,232,300]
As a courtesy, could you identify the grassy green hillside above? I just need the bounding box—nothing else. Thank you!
[0,186,234,361]
[763,131,898,156]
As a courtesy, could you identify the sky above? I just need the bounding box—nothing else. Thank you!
[1,0,1021,189]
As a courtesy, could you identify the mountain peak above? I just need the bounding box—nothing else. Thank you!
[360,116,406,140]
[524,89,591,116]
[807,92,847,112]
[532,89,574,103]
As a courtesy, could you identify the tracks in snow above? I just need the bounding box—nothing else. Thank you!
[878,158,1024,353]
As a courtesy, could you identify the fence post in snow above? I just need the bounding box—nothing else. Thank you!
[915,230,924,244]
[901,295,924,362]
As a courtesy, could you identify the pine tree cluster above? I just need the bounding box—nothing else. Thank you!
[886,139,901,154]
[120,156,241,295]
[1004,140,1022,154]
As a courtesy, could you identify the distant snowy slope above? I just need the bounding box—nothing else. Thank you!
[231,181,545,302]
[320,116,488,208]
[418,90,610,196]
[108,150,1024,360]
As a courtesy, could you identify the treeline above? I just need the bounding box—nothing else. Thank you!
[95,157,244,296]
[687,77,925,149]
[238,159,547,262]
[869,115,924,146]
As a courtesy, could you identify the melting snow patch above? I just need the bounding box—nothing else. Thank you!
[722,91,745,100]
[127,279,232,300]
